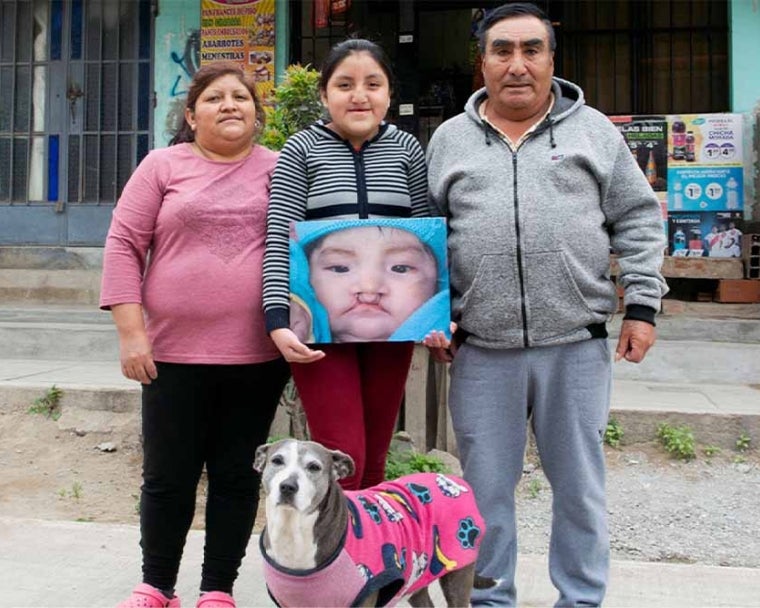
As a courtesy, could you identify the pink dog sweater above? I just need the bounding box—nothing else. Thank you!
[261,472,485,607]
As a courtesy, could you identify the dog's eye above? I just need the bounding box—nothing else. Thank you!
[271,455,284,466]
[306,462,322,473]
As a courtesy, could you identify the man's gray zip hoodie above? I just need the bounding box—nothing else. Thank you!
[427,78,668,349]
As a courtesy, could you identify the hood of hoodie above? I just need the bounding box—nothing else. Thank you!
[464,77,585,144]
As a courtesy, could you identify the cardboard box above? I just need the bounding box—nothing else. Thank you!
[714,279,760,303]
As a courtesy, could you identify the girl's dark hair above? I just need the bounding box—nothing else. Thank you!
[169,61,265,146]
[318,38,395,94]
[477,2,556,53]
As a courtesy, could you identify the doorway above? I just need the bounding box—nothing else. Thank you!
[0,0,154,246]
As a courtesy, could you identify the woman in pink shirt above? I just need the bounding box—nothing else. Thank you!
[101,62,289,608]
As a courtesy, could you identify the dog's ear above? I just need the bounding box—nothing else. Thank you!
[330,449,355,481]
[253,443,270,473]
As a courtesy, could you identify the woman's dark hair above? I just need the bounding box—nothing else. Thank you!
[477,2,556,53]
[169,61,265,146]
[318,38,395,94]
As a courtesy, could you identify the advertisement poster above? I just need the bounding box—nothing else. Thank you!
[666,113,744,212]
[201,0,275,99]
[668,211,743,258]
[288,217,451,344]
[314,0,352,29]
[610,116,668,192]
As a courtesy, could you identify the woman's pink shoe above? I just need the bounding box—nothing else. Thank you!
[196,591,236,608]
[117,583,181,608]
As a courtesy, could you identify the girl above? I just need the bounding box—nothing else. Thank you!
[262,39,429,490]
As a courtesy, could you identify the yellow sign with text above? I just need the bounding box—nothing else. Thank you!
[201,0,276,100]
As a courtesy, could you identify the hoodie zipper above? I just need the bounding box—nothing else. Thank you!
[512,151,529,347]
[351,144,369,219]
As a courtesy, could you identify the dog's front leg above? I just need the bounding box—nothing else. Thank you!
[357,590,379,607]
[407,586,435,608]
[439,563,475,607]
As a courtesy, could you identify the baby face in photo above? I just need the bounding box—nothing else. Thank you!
[307,226,438,342]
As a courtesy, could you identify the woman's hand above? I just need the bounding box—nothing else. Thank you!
[271,328,326,364]
[110,303,157,384]
[118,330,158,384]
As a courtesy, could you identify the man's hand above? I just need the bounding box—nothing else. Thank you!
[270,328,325,363]
[615,319,657,363]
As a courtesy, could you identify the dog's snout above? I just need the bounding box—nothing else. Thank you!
[279,476,299,498]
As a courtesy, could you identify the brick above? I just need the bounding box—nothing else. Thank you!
[714,279,760,303]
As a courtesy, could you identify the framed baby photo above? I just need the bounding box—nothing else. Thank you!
[289,217,451,344]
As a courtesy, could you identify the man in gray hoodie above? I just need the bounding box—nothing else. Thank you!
[426,3,667,606]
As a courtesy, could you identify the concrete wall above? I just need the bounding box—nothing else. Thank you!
[153,1,201,148]
[730,0,760,221]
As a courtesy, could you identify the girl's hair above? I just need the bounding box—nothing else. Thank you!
[169,61,265,146]
[318,38,395,94]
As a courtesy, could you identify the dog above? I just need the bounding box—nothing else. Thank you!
[254,438,489,607]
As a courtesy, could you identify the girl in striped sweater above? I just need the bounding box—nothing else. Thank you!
[262,39,430,490]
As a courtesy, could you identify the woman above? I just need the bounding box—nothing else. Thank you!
[102,61,289,608]
[262,38,429,490]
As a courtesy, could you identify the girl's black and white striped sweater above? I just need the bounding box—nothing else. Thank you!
[262,121,429,333]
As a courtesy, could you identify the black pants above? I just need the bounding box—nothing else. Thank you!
[139,359,290,594]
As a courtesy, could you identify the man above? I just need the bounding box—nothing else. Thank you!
[426,3,667,606]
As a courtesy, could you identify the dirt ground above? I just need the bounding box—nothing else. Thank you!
[0,405,267,531]
[1,404,758,569]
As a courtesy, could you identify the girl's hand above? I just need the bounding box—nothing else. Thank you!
[271,328,326,363]
[423,322,457,363]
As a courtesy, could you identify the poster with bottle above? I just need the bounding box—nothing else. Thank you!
[666,113,744,212]
[668,211,743,257]
[609,116,668,192]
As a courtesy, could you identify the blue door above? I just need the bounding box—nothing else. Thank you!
[0,0,154,246]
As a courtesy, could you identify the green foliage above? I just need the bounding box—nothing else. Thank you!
[702,445,721,457]
[736,433,751,452]
[604,418,624,448]
[28,386,63,421]
[656,422,696,461]
[260,64,322,151]
[526,478,542,499]
[385,449,449,480]
[58,481,83,501]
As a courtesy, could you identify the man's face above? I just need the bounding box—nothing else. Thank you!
[481,14,554,120]
[308,227,438,342]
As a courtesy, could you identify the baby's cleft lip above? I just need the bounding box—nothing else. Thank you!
[346,302,388,314]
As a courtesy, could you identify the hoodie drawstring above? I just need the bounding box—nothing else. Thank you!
[548,118,556,148]
[482,119,492,146]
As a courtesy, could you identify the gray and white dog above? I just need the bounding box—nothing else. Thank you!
[254,438,492,607]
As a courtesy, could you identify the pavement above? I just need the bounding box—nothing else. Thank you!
[1,299,760,607]
[2,515,760,608]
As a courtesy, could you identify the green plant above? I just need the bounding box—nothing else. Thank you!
[385,449,449,480]
[260,64,322,151]
[28,386,63,421]
[604,418,624,448]
[736,433,751,452]
[70,481,83,500]
[703,445,721,457]
[656,422,696,461]
[526,478,542,499]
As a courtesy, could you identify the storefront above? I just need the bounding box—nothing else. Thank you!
[1,0,758,247]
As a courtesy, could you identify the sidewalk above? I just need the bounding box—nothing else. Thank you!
[1,516,759,608]
[1,357,759,448]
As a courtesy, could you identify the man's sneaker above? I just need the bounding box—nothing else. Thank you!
[196,591,235,608]
[117,583,180,608]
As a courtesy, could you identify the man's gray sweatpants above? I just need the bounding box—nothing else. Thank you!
[449,339,611,607]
